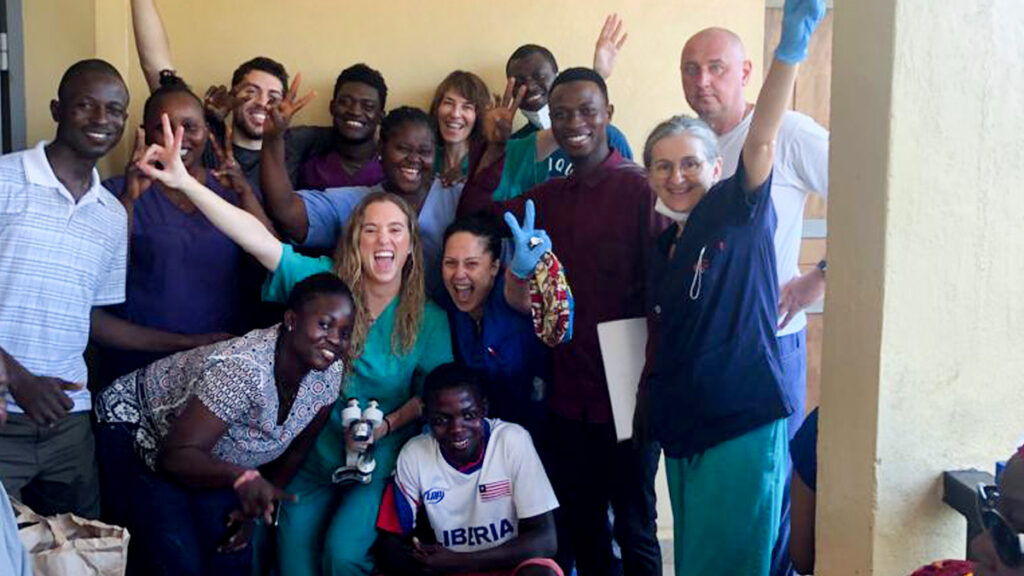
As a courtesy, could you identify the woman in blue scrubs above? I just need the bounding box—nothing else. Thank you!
[438,210,572,437]
[638,0,825,573]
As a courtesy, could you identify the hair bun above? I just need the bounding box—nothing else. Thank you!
[158,69,188,89]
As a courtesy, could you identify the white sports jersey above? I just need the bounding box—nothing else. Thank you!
[716,109,829,336]
[383,419,558,553]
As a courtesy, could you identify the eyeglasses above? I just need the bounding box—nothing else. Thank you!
[651,156,705,179]
[977,483,1024,567]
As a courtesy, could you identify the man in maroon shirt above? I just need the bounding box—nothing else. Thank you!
[458,67,661,576]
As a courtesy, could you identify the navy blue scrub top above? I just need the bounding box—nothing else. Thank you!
[647,160,792,459]
[442,272,551,435]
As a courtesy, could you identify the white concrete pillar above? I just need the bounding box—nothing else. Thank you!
[817,1,1024,574]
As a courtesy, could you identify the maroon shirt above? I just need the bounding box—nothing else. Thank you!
[459,149,653,423]
[298,151,385,190]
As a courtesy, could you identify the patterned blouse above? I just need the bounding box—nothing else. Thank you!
[95,325,343,471]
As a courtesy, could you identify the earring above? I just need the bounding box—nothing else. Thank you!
[286,325,293,332]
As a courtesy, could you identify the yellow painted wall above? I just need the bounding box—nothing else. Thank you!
[818,0,1024,573]
[22,0,97,151]
[22,0,765,176]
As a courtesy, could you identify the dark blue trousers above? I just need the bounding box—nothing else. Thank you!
[96,423,251,576]
[539,413,662,576]
[770,329,808,576]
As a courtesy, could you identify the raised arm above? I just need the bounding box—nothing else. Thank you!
[474,78,526,178]
[260,74,317,243]
[503,201,574,346]
[209,121,279,237]
[138,113,284,271]
[130,0,173,92]
[741,0,825,191]
[593,13,628,79]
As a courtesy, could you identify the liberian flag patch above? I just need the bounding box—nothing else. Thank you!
[479,480,511,501]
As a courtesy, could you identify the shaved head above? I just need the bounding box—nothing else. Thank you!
[680,27,753,134]
[683,27,748,62]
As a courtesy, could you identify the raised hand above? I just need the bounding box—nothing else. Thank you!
[264,72,315,140]
[209,121,253,196]
[775,0,826,64]
[504,199,552,279]
[594,13,628,79]
[122,127,153,206]
[137,113,193,191]
[203,84,246,123]
[482,78,526,145]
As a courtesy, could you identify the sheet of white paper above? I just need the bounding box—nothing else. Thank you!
[597,318,648,441]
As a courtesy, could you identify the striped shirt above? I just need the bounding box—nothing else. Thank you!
[0,141,127,413]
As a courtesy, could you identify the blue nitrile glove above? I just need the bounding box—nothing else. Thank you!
[505,199,552,279]
[775,0,826,64]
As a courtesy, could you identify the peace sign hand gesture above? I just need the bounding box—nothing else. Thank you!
[504,199,552,279]
[209,120,253,197]
[264,72,316,140]
[483,78,526,145]
[136,113,194,192]
[594,13,628,79]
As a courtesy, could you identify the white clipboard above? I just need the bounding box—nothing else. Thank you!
[597,318,648,441]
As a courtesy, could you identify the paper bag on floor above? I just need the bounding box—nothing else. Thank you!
[13,499,129,576]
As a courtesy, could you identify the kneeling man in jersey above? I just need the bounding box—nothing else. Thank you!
[376,363,562,576]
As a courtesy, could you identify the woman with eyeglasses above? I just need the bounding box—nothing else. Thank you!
[635,1,825,573]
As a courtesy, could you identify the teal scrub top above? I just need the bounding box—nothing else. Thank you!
[263,243,454,474]
[491,133,549,202]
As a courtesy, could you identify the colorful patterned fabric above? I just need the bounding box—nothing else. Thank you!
[909,559,974,576]
[528,251,574,347]
[95,325,343,471]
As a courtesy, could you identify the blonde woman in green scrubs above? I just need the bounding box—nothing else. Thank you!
[138,113,452,576]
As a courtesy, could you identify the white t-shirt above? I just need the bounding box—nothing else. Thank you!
[385,419,558,553]
[716,109,829,336]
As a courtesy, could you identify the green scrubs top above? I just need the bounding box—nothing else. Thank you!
[262,243,453,474]
[492,132,549,202]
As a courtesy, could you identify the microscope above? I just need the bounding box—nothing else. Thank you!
[331,398,384,485]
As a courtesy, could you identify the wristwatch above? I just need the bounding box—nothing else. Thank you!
[816,259,827,276]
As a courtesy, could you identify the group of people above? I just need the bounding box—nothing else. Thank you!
[0,0,922,574]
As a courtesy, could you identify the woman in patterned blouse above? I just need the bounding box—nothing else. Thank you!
[94,273,355,576]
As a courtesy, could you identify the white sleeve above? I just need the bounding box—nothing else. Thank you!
[785,114,830,200]
[394,442,423,512]
[506,426,559,519]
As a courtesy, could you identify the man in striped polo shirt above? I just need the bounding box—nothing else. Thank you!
[0,59,129,518]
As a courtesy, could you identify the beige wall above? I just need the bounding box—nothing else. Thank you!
[818,0,1024,574]
[22,0,97,151]
[22,0,765,176]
